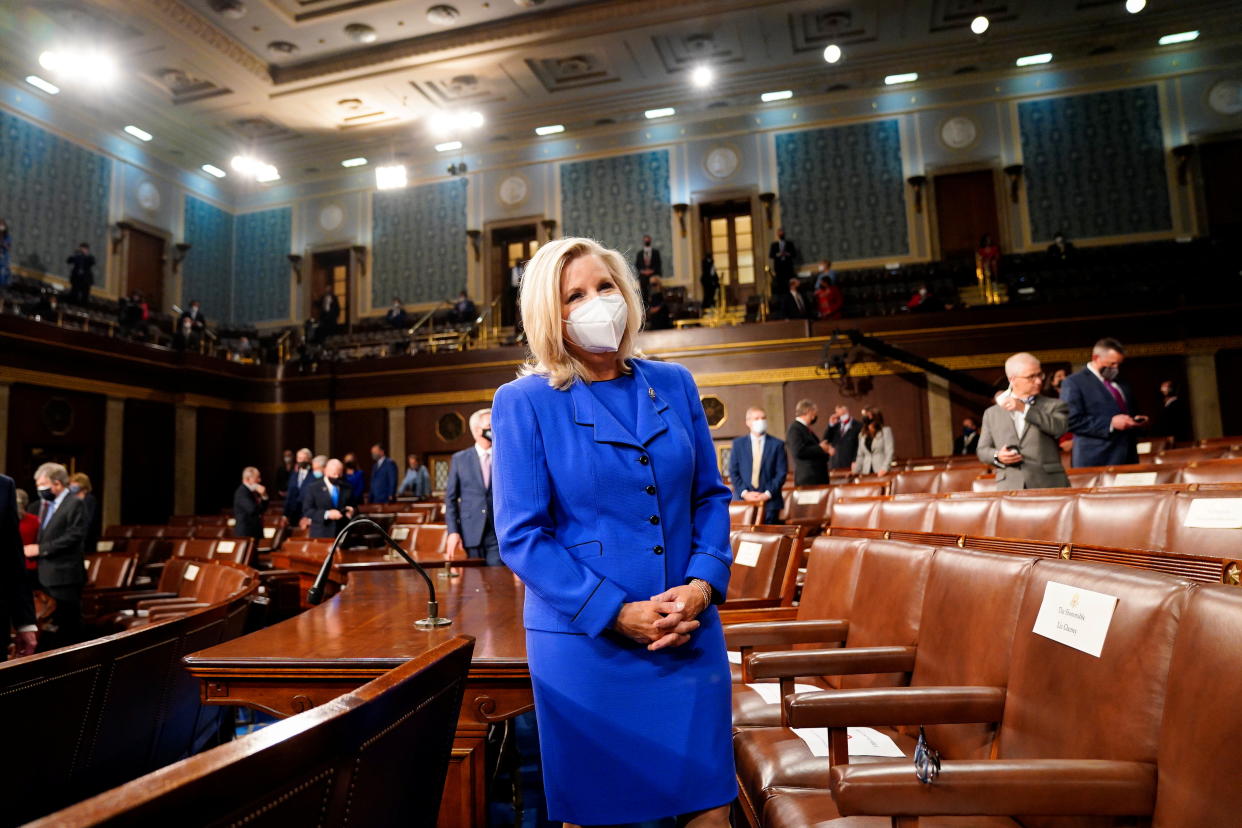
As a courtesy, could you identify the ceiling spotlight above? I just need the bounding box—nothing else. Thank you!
[435,140,463,152]
[1125,0,1146,12]
[690,65,714,88]
[823,43,842,64]
[24,75,59,95]
[535,124,565,135]
[340,157,368,167]
[1158,30,1199,45]
[255,164,280,183]
[201,164,227,178]
[884,72,919,86]
[970,15,989,35]
[644,107,675,119]
[231,155,257,174]
[375,164,407,190]
[1016,53,1053,66]
[761,90,793,102]
[38,49,117,85]
[430,110,484,135]
[123,125,153,142]
[344,23,378,43]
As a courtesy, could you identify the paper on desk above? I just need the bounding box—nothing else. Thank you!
[745,682,822,705]
[727,650,742,664]
[793,727,906,758]
[735,540,762,567]
[1184,498,1242,529]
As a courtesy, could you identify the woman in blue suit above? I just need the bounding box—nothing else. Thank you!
[492,237,735,827]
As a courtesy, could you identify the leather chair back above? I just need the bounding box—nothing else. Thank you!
[933,466,989,494]
[729,501,760,527]
[783,486,833,528]
[163,526,194,540]
[174,539,217,562]
[393,511,431,525]
[413,524,448,558]
[86,553,137,590]
[994,495,1074,541]
[130,525,166,539]
[103,525,134,539]
[930,497,999,536]
[156,558,192,593]
[726,531,794,602]
[874,499,934,533]
[830,498,881,529]
[1164,492,1242,561]
[1155,446,1235,464]
[1178,458,1242,484]
[834,482,888,500]
[167,515,195,526]
[1071,491,1174,551]
[797,536,868,622]
[971,474,998,492]
[1066,469,1101,488]
[1095,463,1183,488]
[888,469,941,495]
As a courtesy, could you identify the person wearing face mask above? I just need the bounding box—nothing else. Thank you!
[977,353,1069,489]
[385,296,410,329]
[1046,229,1076,263]
[728,407,787,523]
[368,443,397,505]
[444,409,500,566]
[283,448,314,525]
[233,467,269,541]
[826,404,862,471]
[68,473,101,557]
[301,457,355,539]
[1060,338,1145,468]
[341,452,365,507]
[954,417,981,456]
[1154,379,1193,444]
[768,227,798,283]
[24,463,88,648]
[786,399,833,485]
[853,408,896,476]
[633,233,662,305]
[491,237,735,828]
[274,449,295,498]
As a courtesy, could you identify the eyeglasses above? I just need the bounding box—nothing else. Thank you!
[1013,371,1045,382]
[914,727,941,784]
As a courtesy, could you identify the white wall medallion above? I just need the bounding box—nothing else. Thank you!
[939,115,979,151]
[319,203,344,231]
[703,144,741,180]
[497,174,530,208]
[1207,79,1242,116]
[136,180,161,211]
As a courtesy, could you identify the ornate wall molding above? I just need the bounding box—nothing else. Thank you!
[150,0,269,80]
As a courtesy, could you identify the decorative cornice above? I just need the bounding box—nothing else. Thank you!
[150,0,269,81]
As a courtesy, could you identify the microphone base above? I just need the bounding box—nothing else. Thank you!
[414,616,453,628]
[438,568,461,578]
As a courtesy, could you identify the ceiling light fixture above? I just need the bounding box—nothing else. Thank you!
[255,165,280,183]
[884,72,919,86]
[375,164,407,189]
[231,155,279,182]
[38,49,117,85]
[644,107,675,119]
[970,15,989,35]
[1125,0,1146,12]
[1016,53,1053,66]
[823,44,842,64]
[761,90,793,102]
[1158,30,1199,45]
[430,110,484,135]
[690,65,714,88]
[340,157,368,167]
[435,141,463,152]
[123,125,153,142]
[24,75,59,94]
[535,124,565,135]
[201,164,227,178]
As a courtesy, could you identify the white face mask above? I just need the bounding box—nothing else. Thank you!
[749,418,768,436]
[565,292,628,354]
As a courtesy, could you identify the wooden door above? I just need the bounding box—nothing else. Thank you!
[699,199,756,306]
[1200,139,1242,240]
[311,249,351,328]
[489,225,538,327]
[933,170,1000,262]
[126,227,166,310]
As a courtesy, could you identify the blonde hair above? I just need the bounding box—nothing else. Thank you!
[69,472,92,492]
[518,237,645,389]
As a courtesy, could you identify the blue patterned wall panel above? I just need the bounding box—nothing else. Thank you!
[233,207,291,323]
[561,150,671,267]
[372,178,468,305]
[182,195,234,320]
[775,120,908,262]
[0,109,111,277]
[1019,86,1171,241]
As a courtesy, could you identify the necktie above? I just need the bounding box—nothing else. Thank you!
[481,451,491,489]
[750,438,762,489]
[330,485,339,507]
[1104,382,1128,413]
[793,292,804,312]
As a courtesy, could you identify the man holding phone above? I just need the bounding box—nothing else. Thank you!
[1060,338,1145,467]
[977,352,1070,490]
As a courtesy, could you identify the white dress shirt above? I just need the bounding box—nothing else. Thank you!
[996,389,1031,438]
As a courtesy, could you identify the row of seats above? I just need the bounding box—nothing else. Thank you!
[86,559,258,631]
[725,536,1240,826]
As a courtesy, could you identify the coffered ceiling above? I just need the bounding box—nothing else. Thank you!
[0,0,1237,191]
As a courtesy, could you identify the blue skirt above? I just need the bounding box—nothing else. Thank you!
[526,609,737,825]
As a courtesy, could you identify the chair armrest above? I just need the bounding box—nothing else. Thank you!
[147,603,210,619]
[724,619,849,649]
[135,596,198,611]
[750,646,916,681]
[831,760,1156,818]
[718,606,798,626]
[787,686,1006,729]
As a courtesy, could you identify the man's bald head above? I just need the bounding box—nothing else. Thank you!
[1004,352,1040,380]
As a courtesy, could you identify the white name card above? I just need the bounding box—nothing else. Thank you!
[1032,581,1118,658]
[745,682,822,706]
[911,464,936,471]
[734,540,762,567]
[727,650,742,664]
[227,518,236,526]
[391,526,410,541]
[97,540,114,552]
[215,541,236,555]
[84,560,92,571]
[1184,498,1242,530]
[793,490,823,506]
[184,564,201,582]
[1114,472,1158,486]
[792,726,906,758]
[1136,441,1153,454]
[263,527,276,539]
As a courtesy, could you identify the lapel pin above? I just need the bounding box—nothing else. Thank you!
[648,387,656,400]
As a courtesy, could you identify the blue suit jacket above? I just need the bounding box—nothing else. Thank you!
[444,447,492,548]
[492,359,733,637]
[1061,367,1139,467]
[728,433,787,522]
[283,468,311,520]
[369,456,397,504]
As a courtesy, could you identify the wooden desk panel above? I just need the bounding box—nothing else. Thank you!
[185,566,532,828]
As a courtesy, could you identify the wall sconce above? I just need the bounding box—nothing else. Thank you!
[287,253,303,284]
[349,245,368,279]
[906,175,928,213]
[110,223,127,254]
[672,203,689,237]
[757,192,776,228]
[1003,164,1024,203]
[1172,144,1195,186]
[465,229,481,261]
[172,242,191,269]
[540,218,557,239]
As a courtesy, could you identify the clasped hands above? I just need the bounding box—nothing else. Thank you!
[740,489,770,503]
[614,583,709,652]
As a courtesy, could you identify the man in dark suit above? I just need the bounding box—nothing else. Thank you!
[368,443,398,505]
[25,463,87,647]
[768,228,798,283]
[953,417,980,456]
[274,449,295,498]
[773,277,812,320]
[2,474,37,659]
[66,242,95,305]
[1060,338,1145,468]
[445,408,501,566]
[786,399,833,485]
[318,291,341,340]
[301,457,355,539]
[179,299,207,335]
[232,466,269,541]
[1154,380,1193,443]
[634,235,662,304]
[728,407,788,524]
[283,447,313,526]
[826,404,862,470]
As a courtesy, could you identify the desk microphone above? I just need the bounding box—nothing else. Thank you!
[306,518,452,628]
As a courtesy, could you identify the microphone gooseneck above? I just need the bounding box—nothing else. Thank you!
[305,518,452,628]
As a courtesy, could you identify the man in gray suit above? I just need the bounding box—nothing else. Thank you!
[445,408,502,566]
[23,462,88,645]
[977,353,1070,490]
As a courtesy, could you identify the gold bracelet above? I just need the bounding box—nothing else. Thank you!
[690,578,713,608]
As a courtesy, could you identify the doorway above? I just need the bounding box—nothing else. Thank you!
[699,199,756,306]
[1200,138,1242,242]
[125,226,166,310]
[489,224,538,328]
[933,170,1001,263]
[311,248,352,329]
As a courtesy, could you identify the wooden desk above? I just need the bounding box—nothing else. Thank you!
[185,566,531,828]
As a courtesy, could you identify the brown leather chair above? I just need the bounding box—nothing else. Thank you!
[163,525,194,540]
[393,511,431,525]
[830,498,882,529]
[993,494,1074,542]
[932,466,989,494]
[1156,446,1237,464]
[1095,463,1183,488]
[1071,490,1174,551]
[166,515,196,526]
[1164,491,1242,563]
[887,469,941,495]
[85,552,137,590]
[874,499,934,533]
[730,500,761,527]
[1066,468,1102,488]
[783,486,834,531]
[971,473,998,492]
[833,482,887,500]
[929,496,998,536]
[726,531,799,609]
[412,523,450,560]
[1178,457,1242,484]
